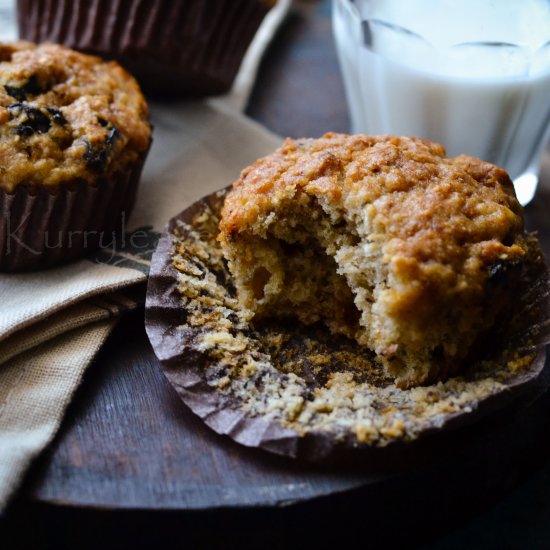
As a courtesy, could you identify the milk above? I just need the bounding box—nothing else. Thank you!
[333,0,550,205]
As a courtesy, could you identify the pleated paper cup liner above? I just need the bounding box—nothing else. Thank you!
[145,188,550,463]
[0,154,147,272]
[17,0,274,97]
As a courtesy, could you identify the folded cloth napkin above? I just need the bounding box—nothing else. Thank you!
[0,0,290,512]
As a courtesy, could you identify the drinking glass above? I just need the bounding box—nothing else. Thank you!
[332,0,550,205]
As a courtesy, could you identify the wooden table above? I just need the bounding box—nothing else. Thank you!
[4,1,550,548]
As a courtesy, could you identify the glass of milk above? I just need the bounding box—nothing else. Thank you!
[332,0,550,205]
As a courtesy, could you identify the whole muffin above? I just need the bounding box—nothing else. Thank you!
[0,41,151,272]
[219,133,530,388]
[17,0,275,97]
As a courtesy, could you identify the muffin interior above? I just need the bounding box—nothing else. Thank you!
[224,195,519,388]
[224,194,442,386]
[229,197,362,340]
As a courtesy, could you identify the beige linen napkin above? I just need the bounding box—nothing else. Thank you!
[0,0,290,512]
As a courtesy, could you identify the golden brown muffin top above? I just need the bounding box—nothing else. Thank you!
[219,133,527,293]
[0,41,151,193]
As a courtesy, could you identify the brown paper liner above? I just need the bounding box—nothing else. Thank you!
[145,189,550,462]
[17,0,273,97]
[0,155,147,272]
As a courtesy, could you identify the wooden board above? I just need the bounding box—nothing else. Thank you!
[20,305,550,511]
[15,0,550,517]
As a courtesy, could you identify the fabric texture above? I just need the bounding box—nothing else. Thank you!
[0,0,290,512]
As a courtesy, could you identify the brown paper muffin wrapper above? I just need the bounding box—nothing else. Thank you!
[17,0,274,97]
[145,189,550,462]
[0,155,147,272]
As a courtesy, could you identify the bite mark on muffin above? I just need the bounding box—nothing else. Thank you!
[219,133,529,388]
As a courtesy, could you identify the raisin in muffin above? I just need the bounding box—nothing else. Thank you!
[0,41,151,271]
[218,133,530,388]
[17,0,276,97]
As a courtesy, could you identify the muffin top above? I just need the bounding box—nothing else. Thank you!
[220,133,527,288]
[0,41,151,193]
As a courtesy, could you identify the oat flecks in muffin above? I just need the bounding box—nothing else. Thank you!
[170,196,538,446]
[219,133,529,388]
[0,41,151,193]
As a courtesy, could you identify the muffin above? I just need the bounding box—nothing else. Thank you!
[145,183,547,457]
[218,133,530,388]
[0,41,151,272]
[17,0,276,98]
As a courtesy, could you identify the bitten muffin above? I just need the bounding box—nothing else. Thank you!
[219,133,530,388]
[0,41,151,272]
[17,0,275,97]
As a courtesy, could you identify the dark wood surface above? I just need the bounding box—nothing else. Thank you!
[3,1,550,548]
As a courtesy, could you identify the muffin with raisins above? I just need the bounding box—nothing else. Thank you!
[219,133,531,388]
[0,41,151,271]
